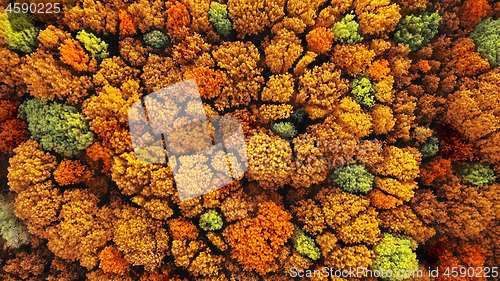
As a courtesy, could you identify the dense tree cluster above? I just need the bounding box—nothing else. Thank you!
[0,0,499,280]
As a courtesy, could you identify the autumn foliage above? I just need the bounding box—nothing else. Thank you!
[460,0,490,31]
[427,238,486,281]
[98,245,130,275]
[306,27,334,54]
[53,160,92,186]
[119,10,136,37]
[0,0,500,280]
[420,158,452,186]
[59,39,89,72]
[223,201,294,275]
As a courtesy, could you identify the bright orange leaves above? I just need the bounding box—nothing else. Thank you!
[306,27,334,54]
[168,218,199,241]
[368,189,403,209]
[59,39,90,72]
[166,2,191,35]
[183,66,226,100]
[460,0,490,31]
[223,201,293,275]
[53,159,92,186]
[367,59,390,80]
[416,59,432,73]
[119,10,136,37]
[99,245,130,275]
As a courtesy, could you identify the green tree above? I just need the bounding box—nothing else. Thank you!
[18,99,93,157]
[420,136,439,158]
[143,30,169,48]
[199,209,223,231]
[470,17,500,67]
[352,77,375,108]
[0,193,30,248]
[331,164,375,194]
[372,233,419,281]
[208,2,232,37]
[271,121,297,139]
[0,11,38,53]
[332,12,363,45]
[394,11,441,52]
[76,30,109,60]
[293,225,320,260]
[458,162,496,186]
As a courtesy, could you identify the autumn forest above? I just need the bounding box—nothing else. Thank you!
[0,0,500,280]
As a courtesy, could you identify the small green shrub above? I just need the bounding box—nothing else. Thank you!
[0,11,38,53]
[76,30,109,60]
[458,162,496,186]
[352,77,375,108]
[372,233,419,281]
[199,209,223,231]
[331,164,374,193]
[208,2,232,37]
[18,99,93,157]
[332,12,363,44]
[144,30,169,48]
[470,17,500,67]
[293,225,320,260]
[420,136,439,158]
[271,121,297,139]
[394,11,441,52]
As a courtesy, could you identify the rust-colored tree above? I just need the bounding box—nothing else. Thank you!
[223,201,294,275]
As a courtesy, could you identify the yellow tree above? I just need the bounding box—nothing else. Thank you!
[354,0,401,37]
[63,0,119,35]
[82,83,141,154]
[286,0,328,26]
[265,28,303,74]
[7,140,57,193]
[113,206,170,271]
[227,0,286,38]
[331,43,376,76]
[307,96,373,140]
[371,146,421,202]
[14,180,62,238]
[127,0,166,33]
[19,50,93,105]
[212,41,264,111]
[45,189,114,269]
[296,62,349,119]
[246,132,293,190]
